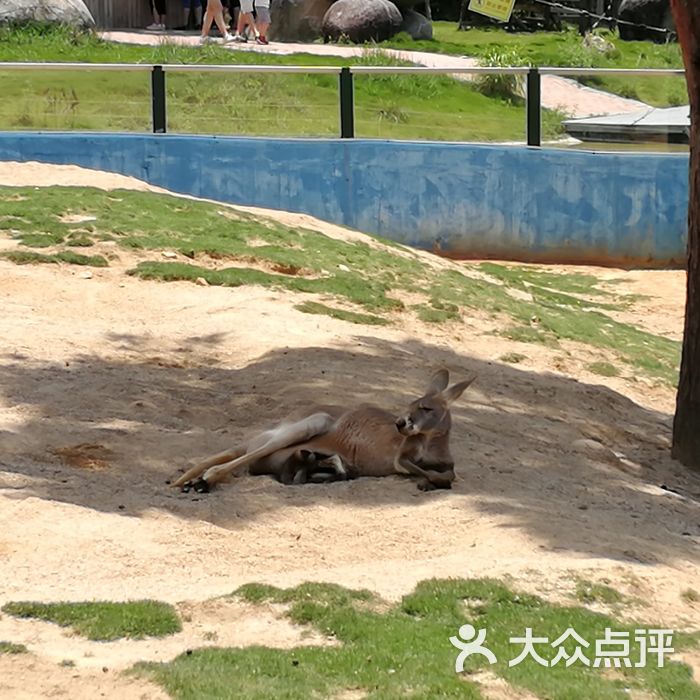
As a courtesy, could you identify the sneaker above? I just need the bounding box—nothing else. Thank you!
[231,33,247,42]
[198,34,211,45]
[223,32,234,42]
[146,23,163,30]
[256,35,269,45]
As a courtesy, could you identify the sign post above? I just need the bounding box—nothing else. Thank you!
[467,0,516,22]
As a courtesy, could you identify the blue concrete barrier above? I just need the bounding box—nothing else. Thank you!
[0,132,689,267]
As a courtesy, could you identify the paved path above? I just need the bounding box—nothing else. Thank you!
[102,30,649,119]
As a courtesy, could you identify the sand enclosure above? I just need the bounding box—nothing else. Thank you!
[0,162,698,697]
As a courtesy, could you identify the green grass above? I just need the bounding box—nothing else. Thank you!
[382,24,686,108]
[0,641,28,655]
[1,600,182,641]
[415,300,461,323]
[0,185,681,385]
[0,24,564,143]
[294,301,389,326]
[575,579,625,606]
[587,361,621,377]
[134,578,700,700]
[682,589,700,604]
[499,352,527,364]
[0,250,108,266]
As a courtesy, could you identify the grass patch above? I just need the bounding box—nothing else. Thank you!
[0,641,28,655]
[575,579,625,606]
[587,361,620,377]
[134,577,700,700]
[499,352,527,364]
[1,185,681,385]
[415,300,461,323]
[1,600,181,641]
[682,589,700,604]
[294,301,389,326]
[0,24,564,143]
[1,250,108,266]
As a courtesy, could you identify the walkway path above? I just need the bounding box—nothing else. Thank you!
[102,30,650,119]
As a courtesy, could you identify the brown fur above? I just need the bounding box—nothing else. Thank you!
[172,369,475,492]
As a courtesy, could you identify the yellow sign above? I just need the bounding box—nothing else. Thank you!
[468,0,517,22]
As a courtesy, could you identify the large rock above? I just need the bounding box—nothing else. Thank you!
[617,0,674,42]
[400,8,432,39]
[0,0,95,27]
[322,0,403,43]
[269,0,334,41]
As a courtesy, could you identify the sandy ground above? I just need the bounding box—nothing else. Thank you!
[101,30,648,119]
[0,162,699,698]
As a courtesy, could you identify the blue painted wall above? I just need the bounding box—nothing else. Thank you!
[0,132,689,267]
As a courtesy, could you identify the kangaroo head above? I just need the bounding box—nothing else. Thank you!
[395,369,475,438]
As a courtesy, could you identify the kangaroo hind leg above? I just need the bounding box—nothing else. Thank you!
[172,446,246,489]
[199,412,337,489]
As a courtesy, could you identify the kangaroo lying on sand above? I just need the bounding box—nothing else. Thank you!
[172,369,474,493]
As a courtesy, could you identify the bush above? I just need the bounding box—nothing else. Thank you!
[476,48,527,101]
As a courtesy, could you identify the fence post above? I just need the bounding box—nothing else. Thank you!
[151,65,166,134]
[526,67,541,147]
[339,67,355,139]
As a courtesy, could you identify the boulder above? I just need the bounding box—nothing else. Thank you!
[400,8,432,40]
[0,0,95,28]
[322,0,403,43]
[269,0,334,41]
[617,0,674,42]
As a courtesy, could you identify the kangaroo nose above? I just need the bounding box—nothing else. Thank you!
[395,417,406,430]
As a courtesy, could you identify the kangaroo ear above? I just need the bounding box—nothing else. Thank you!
[426,368,449,395]
[442,376,476,405]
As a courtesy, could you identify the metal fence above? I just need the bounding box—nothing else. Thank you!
[0,62,686,146]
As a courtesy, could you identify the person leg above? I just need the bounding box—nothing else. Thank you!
[233,0,257,41]
[255,2,270,44]
[147,0,165,29]
[201,0,232,41]
[185,0,203,28]
[156,0,167,26]
[229,0,240,33]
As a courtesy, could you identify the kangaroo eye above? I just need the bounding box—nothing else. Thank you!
[420,406,433,412]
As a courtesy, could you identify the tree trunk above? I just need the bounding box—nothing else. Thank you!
[671,0,700,472]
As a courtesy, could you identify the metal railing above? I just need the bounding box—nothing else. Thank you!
[0,62,686,146]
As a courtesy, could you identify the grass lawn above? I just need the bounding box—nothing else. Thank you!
[0,185,680,385]
[383,23,686,108]
[1,600,182,641]
[0,24,563,142]
[134,578,700,700]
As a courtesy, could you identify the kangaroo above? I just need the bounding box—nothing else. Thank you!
[172,369,475,493]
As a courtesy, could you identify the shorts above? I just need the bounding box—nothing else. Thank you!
[240,0,253,12]
[256,5,270,23]
[183,0,201,7]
